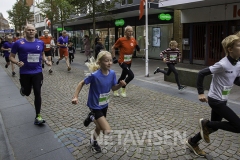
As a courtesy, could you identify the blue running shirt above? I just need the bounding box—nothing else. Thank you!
[3,42,14,57]
[11,39,44,74]
[84,69,117,109]
[58,36,68,48]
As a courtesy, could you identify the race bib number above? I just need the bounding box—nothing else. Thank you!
[170,54,177,61]
[222,86,232,100]
[69,50,73,53]
[124,55,132,62]
[27,53,40,62]
[46,44,51,48]
[99,92,110,105]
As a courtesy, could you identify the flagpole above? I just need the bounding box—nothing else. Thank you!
[145,0,149,77]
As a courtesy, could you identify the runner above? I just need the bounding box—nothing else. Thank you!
[154,40,185,90]
[9,24,51,125]
[56,30,71,71]
[111,25,139,97]
[68,41,75,64]
[39,30,53,74]
[1,35,15,76]
[186,34,240,157]
[50,36,55,63]
[83,35,91,62]
[72,51,126,153]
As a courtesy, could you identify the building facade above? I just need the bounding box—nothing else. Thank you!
[0,13,10,30]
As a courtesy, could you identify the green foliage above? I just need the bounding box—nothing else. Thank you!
[7,0,33,32]
[36,0,75,28]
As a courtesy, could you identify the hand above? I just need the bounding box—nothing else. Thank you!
[16,61,24,67]
[45,60,51,66]
[198,94,208,103]
[119,80,126,87]
[163,58,166,63]
[8,48,11,51]
[72,97,78,104]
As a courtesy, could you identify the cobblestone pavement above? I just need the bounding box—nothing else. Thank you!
[0,55,239,160]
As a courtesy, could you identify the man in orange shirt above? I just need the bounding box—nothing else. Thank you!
[39,30,53,73]
[111,26,140,97]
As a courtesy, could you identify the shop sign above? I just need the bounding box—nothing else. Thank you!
[115,19,125,26]
[233,5,240,18]
[158,13,172,21]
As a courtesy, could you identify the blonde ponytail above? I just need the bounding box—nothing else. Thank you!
[85,51,112,75]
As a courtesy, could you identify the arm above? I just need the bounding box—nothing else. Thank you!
[111,80,126,91]
[72,80,85,104]
[9,53,24,67]
[111,44,116,57]
[42,52,51,66]
[234,77,240,86]
[197,67,212,102]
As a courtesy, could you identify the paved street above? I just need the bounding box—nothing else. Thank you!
[0,53,239,160]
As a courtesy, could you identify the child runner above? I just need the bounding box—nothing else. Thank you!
[186,34,240,157]
[72,51,126,153]
[68,41,75,64]
[1,35,15,76]
[154,40,185,90]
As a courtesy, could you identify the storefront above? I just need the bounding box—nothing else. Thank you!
[66,12,174,59]
[182,2,240,65]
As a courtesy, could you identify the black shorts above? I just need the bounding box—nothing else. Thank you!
[44,50,52,57]
[90,106,108,120]
[5,57,10,63]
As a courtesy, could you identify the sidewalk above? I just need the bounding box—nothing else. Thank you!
[0,66,75,160]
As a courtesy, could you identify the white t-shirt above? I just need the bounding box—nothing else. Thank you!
[208,57,240,101]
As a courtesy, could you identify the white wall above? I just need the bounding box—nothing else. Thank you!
[181,3,240,23]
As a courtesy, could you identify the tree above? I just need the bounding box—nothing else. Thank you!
[36,0,75,35]
[7,0,33,35]
[67,0,121,56]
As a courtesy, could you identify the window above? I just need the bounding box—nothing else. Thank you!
[40,15,44,22]
[35,14,40,23]
[121,0,125,5]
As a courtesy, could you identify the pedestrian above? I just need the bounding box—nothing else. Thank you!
[39,30,53,74]
[72,51,126,153]
[56,30,71,71]
[186,34,240,157]
[9,24,51,125]
[154,40,185,90]
[50,36,55,62]
[83,35,91,62]
[68,41,75,64]
[1,35,15,76]
[95,37,104,59]
[111,25,139,97]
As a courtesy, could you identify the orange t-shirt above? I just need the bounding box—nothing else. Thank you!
[13,37,19,42]
[39,36,52,51]
[114,37,137,64]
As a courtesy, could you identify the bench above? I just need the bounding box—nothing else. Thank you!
[164,67,212,90]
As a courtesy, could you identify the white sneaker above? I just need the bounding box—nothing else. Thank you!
[120,88,126,97]
[113,90,119,97]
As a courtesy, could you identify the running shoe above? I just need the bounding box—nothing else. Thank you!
[199,118,210,143]
[68,66,71,71]
[12,72,16,76]
[120,88,126,97]
[56,61,59,65]
[42,64,44,68]
[186,138,206,157]
[34,114,45,125]
[178,86,185,91]
[49,69,53,74]
[20,88,25,96]
[91,139,101,153]
[153,67,160,74]
[5,64,8,68]
[113,90,119,97]
[84,112,94,127]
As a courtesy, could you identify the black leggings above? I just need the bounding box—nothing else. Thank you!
[159,63,181,87]
[191,97,240,144]
[20,72,43,116]
[118,63,134,88]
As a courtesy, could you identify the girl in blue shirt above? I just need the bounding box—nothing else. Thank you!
[72,51,126,153]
